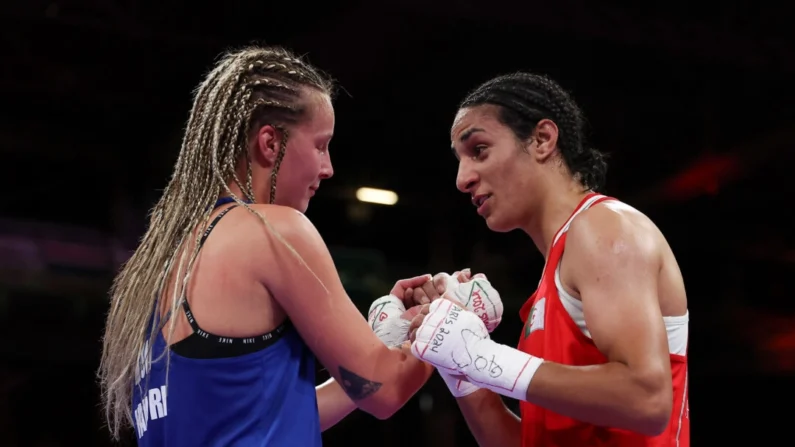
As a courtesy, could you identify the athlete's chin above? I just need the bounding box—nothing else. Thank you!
[483,213,515,233]
[297,199,310,214]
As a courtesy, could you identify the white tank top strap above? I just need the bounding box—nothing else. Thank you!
[551,194,607,247]
[537,194,607,287]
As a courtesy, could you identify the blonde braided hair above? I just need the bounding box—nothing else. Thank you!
[98,45,334,439]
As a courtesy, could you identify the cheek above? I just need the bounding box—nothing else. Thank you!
[487,155,519,187]
[283,143,315,174]
[492,158,531,204]
[296,154,324,193]
[293,152,321,185]
[507,165,533,193]
[273,149,303,189]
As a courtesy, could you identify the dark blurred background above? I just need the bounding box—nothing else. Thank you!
[1,1,794,445]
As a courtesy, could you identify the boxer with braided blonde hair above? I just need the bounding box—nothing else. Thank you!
[99,45,437,446]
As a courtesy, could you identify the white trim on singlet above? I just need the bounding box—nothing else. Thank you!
[675,369,689,446]
[553,264,689,354]
[538,194,606,288]
[551,194,606,247]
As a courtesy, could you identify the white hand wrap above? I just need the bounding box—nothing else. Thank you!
[435,273,505,397]
[439,273,503,333]
[412,299,543,401]
[438,369,480,398]
[367,295,411,348]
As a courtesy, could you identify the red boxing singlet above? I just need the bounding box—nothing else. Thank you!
[517,193,690,447]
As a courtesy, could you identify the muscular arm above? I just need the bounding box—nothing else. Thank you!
[257,206,433,419]
[456,389,521,447]
[413,204,674,437]
[525,205,672,435]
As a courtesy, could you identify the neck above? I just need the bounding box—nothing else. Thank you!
[223,159,272,204]
[521,178,591,259]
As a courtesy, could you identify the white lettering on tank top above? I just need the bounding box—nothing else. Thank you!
[133,341,169,438]
[134,385,169,439]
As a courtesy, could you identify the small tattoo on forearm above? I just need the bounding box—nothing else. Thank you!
[339,366,383,401]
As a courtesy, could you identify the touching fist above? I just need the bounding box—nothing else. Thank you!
[412,299,544,402]
[390,274,437,303]
[437,273,503,333]
[367,295,411,348]
[410,299,490,375]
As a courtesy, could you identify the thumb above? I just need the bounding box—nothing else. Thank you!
[433,272,456,295]
[434,272,462,295]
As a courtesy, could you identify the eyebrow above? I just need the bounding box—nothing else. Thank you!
[450,127,485,157]
[460,127,484,142]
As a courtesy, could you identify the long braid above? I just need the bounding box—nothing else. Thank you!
[99,45,334,439]
[270,126,289,203]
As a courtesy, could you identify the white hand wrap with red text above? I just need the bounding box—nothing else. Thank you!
[412,299,543,402]
[435,273,504,397]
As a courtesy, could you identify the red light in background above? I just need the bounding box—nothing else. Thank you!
[662,153,742,200]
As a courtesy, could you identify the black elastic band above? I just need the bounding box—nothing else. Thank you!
[181,298,290,347]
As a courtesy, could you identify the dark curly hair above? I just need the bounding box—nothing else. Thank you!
[460,72,607,192]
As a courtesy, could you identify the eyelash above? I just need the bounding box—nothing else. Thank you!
[472,145,487,158]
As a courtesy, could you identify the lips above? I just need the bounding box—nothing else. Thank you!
[472,194,491,208]
[472,194,492,216]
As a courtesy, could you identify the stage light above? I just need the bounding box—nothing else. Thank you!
[355,187,398,205]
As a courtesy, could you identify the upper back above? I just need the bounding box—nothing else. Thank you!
[133,201,322,446]
[159,204,288,344]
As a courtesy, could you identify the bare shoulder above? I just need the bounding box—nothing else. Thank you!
[235,204,324,249]
[560,201,667,295]
[240,204,337,286]
[566,200,664,263]
[218,204,328,276]
[243,203,316,233]
[563,199,687,318]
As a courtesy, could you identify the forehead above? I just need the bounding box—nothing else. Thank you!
[450,105,504,143]
[301,89,335,132]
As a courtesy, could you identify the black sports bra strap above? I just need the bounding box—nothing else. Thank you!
[181,298,207,336]
[199,205,237,247]
[179,205,238,337]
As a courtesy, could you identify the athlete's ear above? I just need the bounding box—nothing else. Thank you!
[253,125,281,167]
[529,119,558,163]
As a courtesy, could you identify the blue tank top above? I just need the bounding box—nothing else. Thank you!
[131,199,322,446]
